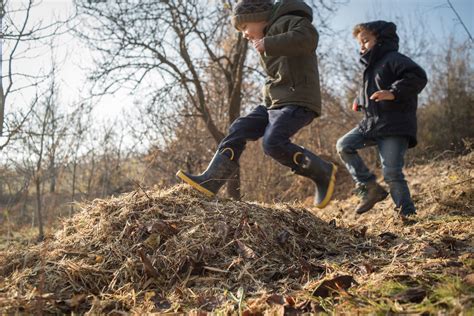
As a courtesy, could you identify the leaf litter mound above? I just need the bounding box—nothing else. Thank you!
[0,152,473,314]
[0,184,362,313]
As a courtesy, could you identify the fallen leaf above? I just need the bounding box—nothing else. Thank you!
[241,310,252,316]
[144,233,161,249]
[379,232,398,241]
[392,287,426,303]
[299,258,312,273]
[215,222,229,241]
[235,240,256,259]
[284,305,302,315]
[178,257,204,275]
[95,255,104,264]
[441,236,464,249]
[137,248,160,278]
[443,260,463,267]
[353,226,368,238]
[267,271,284,282]
[266,294,285,305]
[68,293,86,308]
[312,275,357,298]
[295,299,323,313]
[359,262,374,275]
[422,245,439,258]
[276,230,290,245]
[285,296,296,306]
[463,273,474,286]
[154,298,172,310]
[147,220,178,237]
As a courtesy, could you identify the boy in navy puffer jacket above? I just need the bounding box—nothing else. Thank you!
[336,21,427,217]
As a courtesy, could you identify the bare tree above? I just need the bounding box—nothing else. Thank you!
[65,104,91,215]
[417,39,473,154]
[16,62,69,240]
[446,0,473,42]
[75,0,342,198]
[0,0,70,148]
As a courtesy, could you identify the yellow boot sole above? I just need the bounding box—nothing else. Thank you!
[176,170,215,198]
[316,163,337,209]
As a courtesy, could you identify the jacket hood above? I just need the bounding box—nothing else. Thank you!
[363,20,399,51]
[267,0,313,27]
[359,21,399,66]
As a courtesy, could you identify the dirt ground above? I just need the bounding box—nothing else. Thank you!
[0,153,472,314]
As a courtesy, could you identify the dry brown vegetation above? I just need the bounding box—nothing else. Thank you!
[0,152,472,314]
[1,1,473,313]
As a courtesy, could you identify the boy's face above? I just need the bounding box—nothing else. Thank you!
[356,30,377,54]
[240,21,267,41]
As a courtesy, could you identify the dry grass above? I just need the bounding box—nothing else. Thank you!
[0,153,473,314]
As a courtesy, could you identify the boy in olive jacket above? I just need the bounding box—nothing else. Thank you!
[336,21,427,217]
[177,0,337,208]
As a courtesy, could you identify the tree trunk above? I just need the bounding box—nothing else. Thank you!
[35,176,44,241]
[225,36,248,200]
[21,184,28,224]
[0,0,5,136]
[49,156,56,193]
[70,159,77,217]
[87,154,95,197]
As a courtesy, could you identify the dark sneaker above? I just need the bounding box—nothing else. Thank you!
[354,181,389,214]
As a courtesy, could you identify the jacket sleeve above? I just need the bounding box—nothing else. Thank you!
[264,17,318,57]
[389,54,428,100]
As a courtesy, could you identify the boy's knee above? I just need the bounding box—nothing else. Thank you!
[228,119,243,134]
[383,167,405,183]
[336,137,350,154]
[262,135,283,157]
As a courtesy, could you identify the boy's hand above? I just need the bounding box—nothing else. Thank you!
[252,39,265,53]
[370,90,395,102]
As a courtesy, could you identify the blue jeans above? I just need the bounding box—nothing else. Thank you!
[218,105,316,169]
[336,127,416,215]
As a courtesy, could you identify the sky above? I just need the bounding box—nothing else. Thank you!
[332,0,472,37]
[3,0,474,124]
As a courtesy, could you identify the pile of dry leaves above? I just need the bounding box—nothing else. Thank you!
[0,153,472,314]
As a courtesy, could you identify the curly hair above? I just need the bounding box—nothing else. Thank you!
[352,23,375,38]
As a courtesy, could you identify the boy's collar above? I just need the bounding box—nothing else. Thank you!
[263,2,282,34]
[359,49,373,66]
[359,41,398,67]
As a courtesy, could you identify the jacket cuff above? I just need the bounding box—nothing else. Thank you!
[389,88,398,100]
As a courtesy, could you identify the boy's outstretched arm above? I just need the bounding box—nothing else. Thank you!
[388,55,428,100]
[264,17,318,57]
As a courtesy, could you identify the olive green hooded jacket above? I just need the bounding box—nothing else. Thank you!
[261,0,321,115]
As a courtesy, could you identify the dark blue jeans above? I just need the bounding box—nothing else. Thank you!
[218,105,316,169]
[336,127,416,215]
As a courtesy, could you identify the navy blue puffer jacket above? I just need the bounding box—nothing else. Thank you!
[355,21,428,147]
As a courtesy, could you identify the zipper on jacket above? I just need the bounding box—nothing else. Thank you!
[362,69,369,114]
